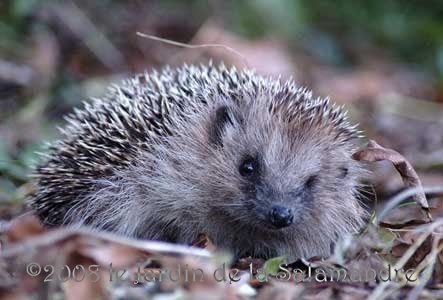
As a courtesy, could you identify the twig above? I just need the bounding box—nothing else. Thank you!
[368,219,443,300]
[136,31,250,68]
[1,226,211,259]
[373,186,443,225]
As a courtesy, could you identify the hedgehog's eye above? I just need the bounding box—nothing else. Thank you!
[339,167,348,178]
[305,175,318,188]
[239,156,258,177]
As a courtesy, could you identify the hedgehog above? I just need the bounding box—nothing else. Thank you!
[29,63,367,259]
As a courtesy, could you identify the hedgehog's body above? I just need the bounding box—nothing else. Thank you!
[30,63,366,259]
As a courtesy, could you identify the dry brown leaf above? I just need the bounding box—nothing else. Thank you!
[232,257,265,271]
[379,220,429,229]
[64,255,107,300]
[0,291,33,300]
[76,239,145,268]
[4,214,47,244]
[353,139,430,215]
[258,281,305,300]
[191,233,217,252]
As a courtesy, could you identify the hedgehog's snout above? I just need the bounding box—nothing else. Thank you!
[268,205,294,228]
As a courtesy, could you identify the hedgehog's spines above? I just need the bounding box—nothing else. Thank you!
[29,62,361,230]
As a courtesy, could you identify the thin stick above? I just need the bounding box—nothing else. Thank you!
[374,186,443,225]
[1,226,211,259]
[136,32,250,68]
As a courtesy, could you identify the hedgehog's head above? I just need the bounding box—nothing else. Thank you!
[152,86,366,258]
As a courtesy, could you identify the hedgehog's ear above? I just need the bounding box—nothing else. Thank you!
[209,105,237,146]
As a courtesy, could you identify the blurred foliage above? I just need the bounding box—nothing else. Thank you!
[2,0,443,74]
[303,0,443,76]
[225,0,443,74]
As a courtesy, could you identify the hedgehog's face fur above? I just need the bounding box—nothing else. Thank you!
[130,93,367,259]
[204,100,356,230]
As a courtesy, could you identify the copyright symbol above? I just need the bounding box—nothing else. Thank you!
[26,263,41,276]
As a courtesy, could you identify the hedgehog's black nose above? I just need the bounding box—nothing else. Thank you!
[269,205,294,228]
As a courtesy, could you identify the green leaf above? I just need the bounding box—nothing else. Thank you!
[377,227,396,244]
[263,254,288,276]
